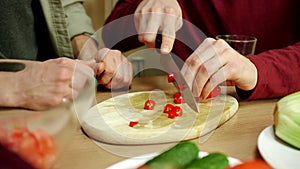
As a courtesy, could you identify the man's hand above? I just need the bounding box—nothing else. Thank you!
[134,0,182,54]
[1,58,95,110]
[93,48,133,89]
[181,38,258,101]
[72,35,133,90]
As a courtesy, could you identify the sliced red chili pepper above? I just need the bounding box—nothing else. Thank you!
[144,99,156,110]
[174,92,184,104]
[172,106,183,117]
[163,104,174,113]
[207,86,221,98]
[167,72,175,83]
[129,121,139,127]
[167,110,178,119]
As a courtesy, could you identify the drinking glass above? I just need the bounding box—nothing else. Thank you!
[216,34,257,55]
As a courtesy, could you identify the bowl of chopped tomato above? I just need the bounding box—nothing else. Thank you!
[0,68,96,169]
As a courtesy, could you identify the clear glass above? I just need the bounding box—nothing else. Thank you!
[0,67,96,169]
[216,34,257,55]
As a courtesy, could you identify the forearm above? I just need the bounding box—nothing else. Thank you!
[237,41,300,100]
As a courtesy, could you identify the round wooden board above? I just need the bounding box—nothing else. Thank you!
[81,91,238,145]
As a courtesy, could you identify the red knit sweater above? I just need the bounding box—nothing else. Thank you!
[103,0,300,100]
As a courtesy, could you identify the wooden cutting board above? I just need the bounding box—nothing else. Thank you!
[81,91,238,145]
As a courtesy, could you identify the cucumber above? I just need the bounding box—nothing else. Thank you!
[184,152,229,169]
[143,142,199,169]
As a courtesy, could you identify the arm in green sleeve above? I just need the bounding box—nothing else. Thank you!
[62,0,95,38]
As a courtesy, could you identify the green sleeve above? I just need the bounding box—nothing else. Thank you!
[62,0,95,38]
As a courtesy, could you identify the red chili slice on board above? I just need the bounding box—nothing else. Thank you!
[167,72,175,83]
[129,121,139,127]
[163,104,174,113]
[172,106,183,117]
[144,100,156,110]
[173,92,184,104]
[167,110,178,119]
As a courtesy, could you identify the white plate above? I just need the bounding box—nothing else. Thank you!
[258,125,300,169]
[106,152,241,169]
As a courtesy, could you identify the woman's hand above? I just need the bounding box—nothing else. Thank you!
[134,0,182,54]
[181,38,258,101]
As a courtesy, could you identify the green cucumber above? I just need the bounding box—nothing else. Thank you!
[184,152,229,169]
[143,142,199,169]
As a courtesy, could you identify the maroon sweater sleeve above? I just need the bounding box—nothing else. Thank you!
[102,0,143,51]
[237,41,300,100]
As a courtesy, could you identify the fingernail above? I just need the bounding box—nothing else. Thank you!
[161,46,169,54]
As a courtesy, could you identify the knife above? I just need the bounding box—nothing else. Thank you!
[156,34,199,113]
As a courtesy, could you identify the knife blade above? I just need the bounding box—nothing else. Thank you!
[159,53,199,112]
[155,33,199,112]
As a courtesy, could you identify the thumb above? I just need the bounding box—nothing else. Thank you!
[95,62,105,76]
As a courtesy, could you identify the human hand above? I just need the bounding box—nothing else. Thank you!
[93,48,133,89]
[74,36,132,89]
[134,0,182,54]
[11,58,95,110]
[181,38,258,101]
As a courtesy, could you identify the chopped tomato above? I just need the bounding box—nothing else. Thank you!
[207,86,221,98]
[129,121,139,127]
[163,104,174,113]
[144,99,156,110]
[229,160,272,169]
[168,72,175,83]
[174,92,184,104]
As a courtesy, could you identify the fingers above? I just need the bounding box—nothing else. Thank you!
[95,49,133,89]
[136,12,162,49]
[134,0,182,53]
[182,37,256,101]
[95,62,105,76]
[181,38,217,95]
[160,8,180,54]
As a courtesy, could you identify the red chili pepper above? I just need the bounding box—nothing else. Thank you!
[167,72,175,83]
[168,110,178,119]
[174,92,184,104]
[129,121,139,127]
[163,104,174,113]
[144,99,156,110]
[207,86,221,98]
[172,106,183,117]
